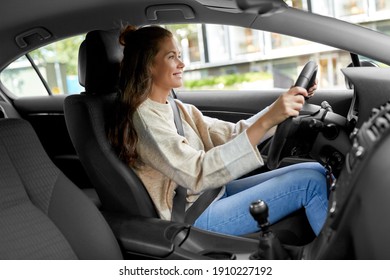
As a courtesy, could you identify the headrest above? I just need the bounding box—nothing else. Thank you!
[78,29,123,94]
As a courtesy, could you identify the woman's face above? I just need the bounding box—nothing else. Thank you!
[150,36,185,92]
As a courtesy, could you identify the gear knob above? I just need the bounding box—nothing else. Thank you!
[250,200,270,230]
[249,200,290,260]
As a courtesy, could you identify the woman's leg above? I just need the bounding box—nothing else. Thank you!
[226,162,327,195]
[194,166,328,236]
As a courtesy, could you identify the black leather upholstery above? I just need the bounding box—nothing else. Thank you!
[78,29,123,94]
[64,29,158,217]
[0,118,122,259]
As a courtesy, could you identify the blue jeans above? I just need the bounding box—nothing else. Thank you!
[194,162,328,236]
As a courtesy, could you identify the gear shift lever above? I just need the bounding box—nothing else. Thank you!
[250,200,270,232]
[249,200,290,260]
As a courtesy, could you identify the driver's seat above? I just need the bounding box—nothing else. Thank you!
[64,29,158,218]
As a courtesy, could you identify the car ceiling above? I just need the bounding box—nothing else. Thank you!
[1,0,390,70]
[0,0,262,68]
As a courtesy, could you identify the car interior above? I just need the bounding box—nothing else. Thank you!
[1,0,390,260]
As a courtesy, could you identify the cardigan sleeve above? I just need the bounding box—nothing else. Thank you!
[180,101,274,147]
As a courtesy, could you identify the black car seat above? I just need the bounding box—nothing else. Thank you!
[64,29,158,218]
[0,118,122,259]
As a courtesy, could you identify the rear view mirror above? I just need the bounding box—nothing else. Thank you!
[236,0,287,14]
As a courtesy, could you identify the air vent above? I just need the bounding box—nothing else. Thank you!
[366,102,390,141]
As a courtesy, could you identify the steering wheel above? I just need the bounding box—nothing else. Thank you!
[266,61,318,170]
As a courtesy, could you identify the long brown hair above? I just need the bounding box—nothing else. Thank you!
[108,25,173,167]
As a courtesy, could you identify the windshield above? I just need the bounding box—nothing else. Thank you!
[284,0,390,34]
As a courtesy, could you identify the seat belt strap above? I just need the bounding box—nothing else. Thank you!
[171,184,187,223]
[184,187,221,224]
[168,95,184,136]
[168,94,221,224]
[168,95,187,223]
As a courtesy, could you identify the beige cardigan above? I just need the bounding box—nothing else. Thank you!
[133,98,269,220]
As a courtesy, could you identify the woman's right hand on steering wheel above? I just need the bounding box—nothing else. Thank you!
[246,86,308,147]
[264,86,309,129]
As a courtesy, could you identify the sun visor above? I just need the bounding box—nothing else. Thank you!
[193,0,242,13]
[194,0,287,14]
[236,0,288,14]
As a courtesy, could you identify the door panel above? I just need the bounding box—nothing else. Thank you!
[176,89,353,123]
[12,95,93,190]
[13,95,73,158]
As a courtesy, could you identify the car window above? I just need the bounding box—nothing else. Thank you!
[167,24,353,91]
[2,16,390,98]
[287,0,390,19]
[1,55,49,97]
[0,35,85,97]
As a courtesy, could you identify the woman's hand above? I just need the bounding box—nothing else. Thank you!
[264,86,308,129]
[307,79,318,98]
[246,86,308,146]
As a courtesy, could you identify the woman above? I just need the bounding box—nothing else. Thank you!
[109,25,328,236]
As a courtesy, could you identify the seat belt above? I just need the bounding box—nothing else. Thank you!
[168,94,222,224]
[168,95,187,223]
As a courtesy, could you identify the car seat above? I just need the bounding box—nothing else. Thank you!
[0,118,122,259]
[64,29,158,218]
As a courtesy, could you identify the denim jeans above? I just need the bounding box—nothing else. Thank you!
[194,162,328,236]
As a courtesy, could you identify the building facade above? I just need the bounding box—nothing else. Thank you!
[170,0,390,90]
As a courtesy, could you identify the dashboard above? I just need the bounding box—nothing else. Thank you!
[342,67,390,128]
[303,69,390,259]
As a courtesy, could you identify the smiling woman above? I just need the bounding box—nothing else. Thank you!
[106,24,328,237]
[149,36,185,101]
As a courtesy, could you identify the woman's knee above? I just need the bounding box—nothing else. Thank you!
[296,162,327,176]
[302,169,328,199]
[287,169,327,194]
[288,168,326,181]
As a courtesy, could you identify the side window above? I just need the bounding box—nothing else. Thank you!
[1,56,49,97]
[0,35,85,98]
[167,24,351,91]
